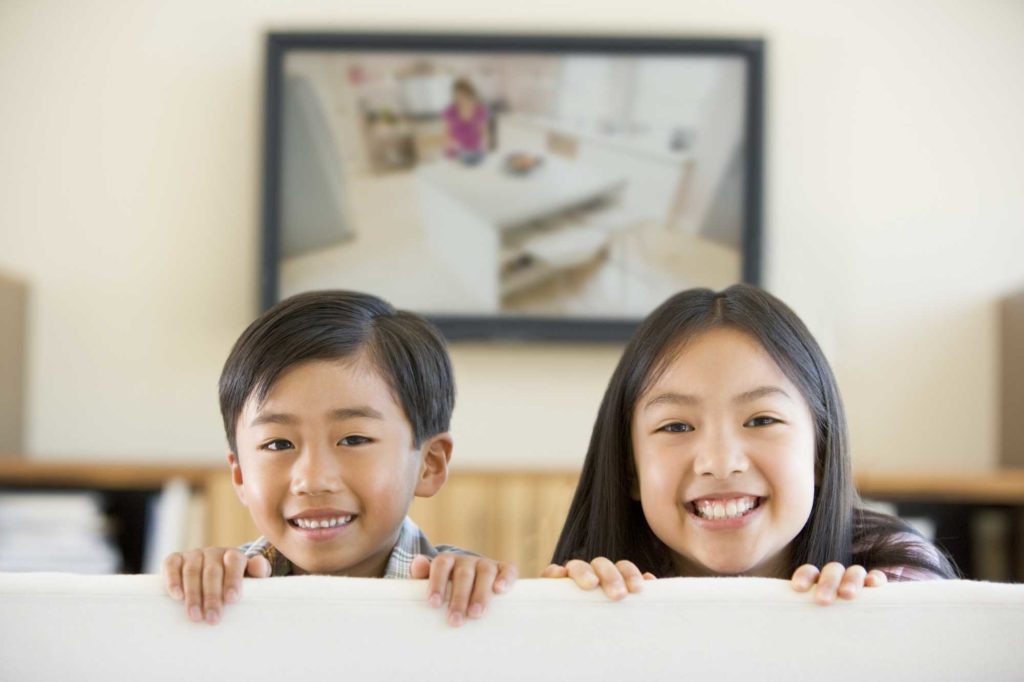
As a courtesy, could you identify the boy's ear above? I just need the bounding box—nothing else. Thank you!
[414,432,452,499]
[227,452,248,507]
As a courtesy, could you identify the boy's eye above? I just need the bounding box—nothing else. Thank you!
[261,438,294,451]
[338,435,372,446]
[745,416,779,427]
[658,422,694,433]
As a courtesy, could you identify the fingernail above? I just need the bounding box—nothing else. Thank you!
[583,574,599,588]
[468,603,483,619]
[205,610,219,625]
[224,589,238,604]
[428,593,442,608]
[171,587,183,600]
[494,580,507,593]
[189,606,201,621]
[448,611,464,627]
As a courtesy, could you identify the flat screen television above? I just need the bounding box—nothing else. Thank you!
[261,32,764,340]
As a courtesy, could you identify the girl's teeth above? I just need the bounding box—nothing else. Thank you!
[694,497,758,520]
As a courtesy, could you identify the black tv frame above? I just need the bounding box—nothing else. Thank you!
[260,31,765,342]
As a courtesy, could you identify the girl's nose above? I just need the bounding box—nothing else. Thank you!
[692,427,750,479]
[290,443,344,496]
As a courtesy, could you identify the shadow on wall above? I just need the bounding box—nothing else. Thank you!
[0,270,26,455]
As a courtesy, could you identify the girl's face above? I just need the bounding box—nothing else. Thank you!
[631,327,816,577]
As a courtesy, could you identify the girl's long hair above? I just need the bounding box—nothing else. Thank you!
[552,285,956,578]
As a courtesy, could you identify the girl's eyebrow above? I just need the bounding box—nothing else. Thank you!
[643,385,791,410]
[643,392,700,409]
[734,385,791,404]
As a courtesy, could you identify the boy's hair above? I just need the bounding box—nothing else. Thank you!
[552,284,957,579]
[219,290,454,453]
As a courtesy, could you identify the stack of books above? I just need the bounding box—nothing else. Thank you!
[0,491,121,573]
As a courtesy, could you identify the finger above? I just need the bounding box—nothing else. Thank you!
[814,562,847,605]
[222,550,247,605]
[246,554,272,578]
[615,560,645,594]
[790,564,821,592]
[865,569,889,587]
[565,559,600,591]
[494,562,517,593]
[427,554,454,609]
[201,548,226,624]
[837,565,868,600]
[409,554,431,580]
[541,563,568,579]
[642,572,657,581]
[590,556,627,601]
[181,550,204,622]
[162,553,184,600]
[467,561,499,619]
[446,559,477,627]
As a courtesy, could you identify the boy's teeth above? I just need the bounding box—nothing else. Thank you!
[293,515,352,529]
[694,496,758,520]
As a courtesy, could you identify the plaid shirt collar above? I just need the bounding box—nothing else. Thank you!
[240,516,463,579]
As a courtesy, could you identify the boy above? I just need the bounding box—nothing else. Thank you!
[163,291,516,626]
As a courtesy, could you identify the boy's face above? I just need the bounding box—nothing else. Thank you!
[228,357,450,576]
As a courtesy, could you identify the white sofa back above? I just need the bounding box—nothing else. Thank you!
[1,573,1022,681]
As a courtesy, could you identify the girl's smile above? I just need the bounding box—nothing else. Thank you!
[685,493,766,529]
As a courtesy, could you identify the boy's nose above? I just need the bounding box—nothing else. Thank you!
[692,427,750,479]
[290,443,344,496]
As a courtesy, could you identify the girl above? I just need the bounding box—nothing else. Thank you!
[444,78,489,161]
[544,284,956,604]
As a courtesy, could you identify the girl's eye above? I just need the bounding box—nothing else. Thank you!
[262,438,294,451]
[658,422,694,433]
[338,435,372,447]
[745,416,779,428]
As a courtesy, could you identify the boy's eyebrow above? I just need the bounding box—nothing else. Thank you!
[250,412,298,427]
[328,406,384,421]
[250,406,384,427]
[643,386,791,410]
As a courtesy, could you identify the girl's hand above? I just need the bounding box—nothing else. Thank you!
[791,562,888,604]
[162,547,272,624]
[410,553,517,627]
[541,558,656,600]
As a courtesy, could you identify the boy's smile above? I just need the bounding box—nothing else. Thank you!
[228,357,449,576]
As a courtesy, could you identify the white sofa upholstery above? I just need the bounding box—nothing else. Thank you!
[1,573,1021,681]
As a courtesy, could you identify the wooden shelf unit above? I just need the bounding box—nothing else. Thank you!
[2,460,1022,579]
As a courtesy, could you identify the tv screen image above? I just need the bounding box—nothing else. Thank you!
[263,34,763,340]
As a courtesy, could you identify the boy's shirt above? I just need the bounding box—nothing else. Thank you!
[239,516,472,578]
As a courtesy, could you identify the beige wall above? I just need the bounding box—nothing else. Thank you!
[0,0,1021,472]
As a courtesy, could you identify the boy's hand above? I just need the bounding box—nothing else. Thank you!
[790,562,888,604]
[410,553,517,627]
[162,547,272,624]
[541,558,656,600]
